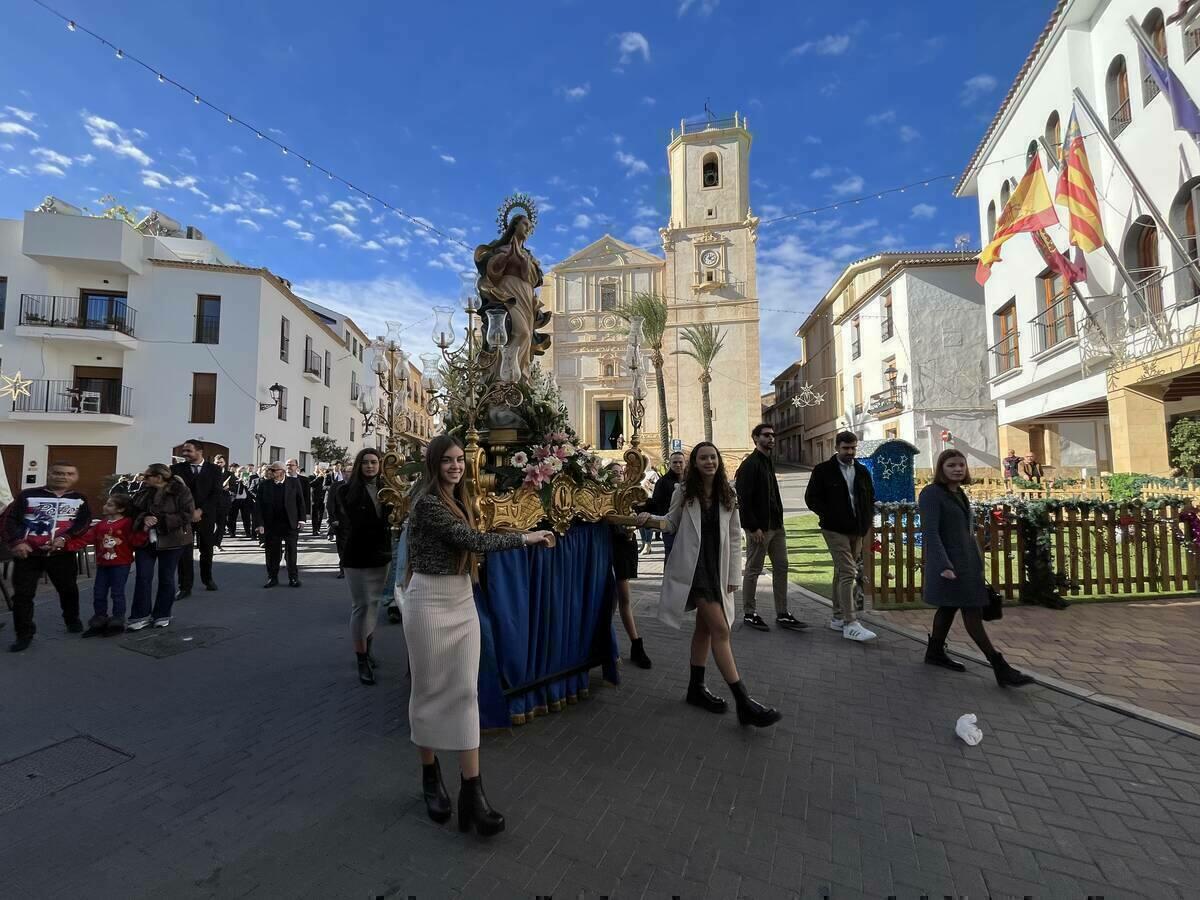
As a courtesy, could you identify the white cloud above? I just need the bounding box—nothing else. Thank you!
[756,234,840,386]
[361,240,383,251]
[615,150,649,177]
[283,218,302,230]
[208,202,244,214]
[810,165,834,179]
[34,162,66,177]
[573,213,592,229]
[174,175,208,198]
[910,203,937,220]
[898,125,920,143]
[634,203,659,220]
[803,135,822,145]
[5,165,29,177]
[616,32,650,64]
[0,143,13,152]
[326,222,361,242]
[295,275,453,349]
[440,153,456,164]
[837,219,879,238]
[240,171,259,183]
[560,83,590,101]
[790,34,851,57]
[4,106,36,123]
[642,96,656,106]
[961,74,999,105]
[865,110,896,125]
[32,148,72,167]
[178,147,198,165]
[281,175,301,195]
[0,121,38,139]
[678,0,719,15]
[830,243,865,260]
[832,175,865,196]
[251,206,277,217]
[626,224,658,245]
[579,195,595,208]
[140,170,172,190]
[82,113,151,166]
[297,231,314,242]
[236,217,261,231]
[381,235,408,248]
[74,153,94,165]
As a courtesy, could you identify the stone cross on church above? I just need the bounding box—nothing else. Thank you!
[540,113,762,461]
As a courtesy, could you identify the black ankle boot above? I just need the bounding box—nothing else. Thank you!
[686,664,727,713]
[924,633,966,672]
[629,638,652,669]
[728,680,782,728]
[367,635,380,668]
[356,652,376,686]
[458,775,505,837]
[988,652,1034,688]
[422,759,452,823]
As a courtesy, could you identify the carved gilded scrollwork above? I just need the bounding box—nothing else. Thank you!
[379,449,412,530]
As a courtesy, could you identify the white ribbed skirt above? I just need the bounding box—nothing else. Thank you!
[401,573,481,751]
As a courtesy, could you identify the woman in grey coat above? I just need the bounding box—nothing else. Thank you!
[919,449,1032,687]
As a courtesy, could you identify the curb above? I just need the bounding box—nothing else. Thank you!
[788,583,1200,742]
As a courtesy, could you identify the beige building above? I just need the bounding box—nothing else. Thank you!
[542,114,762,460]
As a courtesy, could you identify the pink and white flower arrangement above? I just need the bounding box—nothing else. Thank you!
[510,451,529,468]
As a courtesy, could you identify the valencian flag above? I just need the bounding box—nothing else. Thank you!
[976,154,1059,285]
[1032,228,1087,284]
[1054,107,1104,253]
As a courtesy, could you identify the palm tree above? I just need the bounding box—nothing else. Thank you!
[674,322,727,443]
[616,292,670,462]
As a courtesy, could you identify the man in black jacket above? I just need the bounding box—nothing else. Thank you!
[171,439,222,598]
[256,463,306,587]
[804,431,877,642]
[647,451,685,558]
[735,424,807,632]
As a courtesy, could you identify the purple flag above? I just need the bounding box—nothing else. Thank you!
[1141,46,1200,137]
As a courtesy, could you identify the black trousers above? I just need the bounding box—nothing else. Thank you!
[10,553,81,638]
[311,499,325,535]
[177,515,216,591]
[264,530,299,580]
[229,499,254,536]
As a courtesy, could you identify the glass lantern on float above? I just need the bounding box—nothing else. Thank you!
[420,352,442,391]
[432,306,455,350]
[624,317,648,450]
[484,308,509,351]
[460,271,482,313]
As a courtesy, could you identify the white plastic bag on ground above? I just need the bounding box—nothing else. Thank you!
[956,713,983,745]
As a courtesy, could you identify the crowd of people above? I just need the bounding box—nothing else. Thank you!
[2,423,1033,838]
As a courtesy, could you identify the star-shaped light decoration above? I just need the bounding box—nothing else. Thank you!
[790,384,826,408]
[0,370,32,402]
[878,458,909,479]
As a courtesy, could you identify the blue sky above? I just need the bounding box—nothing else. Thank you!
[0,0,1054,387]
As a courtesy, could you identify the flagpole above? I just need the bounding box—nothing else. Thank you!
[1072,87,1200,317]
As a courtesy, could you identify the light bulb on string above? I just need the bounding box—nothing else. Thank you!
[256,133,263,140]
[115,48,123,59]
[281,147,288,155]
[306,160,312,168]
[157,73,164,83]
[226,114,233,124]
[194,95,201,104]
[67,20,76,31]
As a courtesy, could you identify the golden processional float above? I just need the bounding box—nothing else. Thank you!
[374,193,652,535]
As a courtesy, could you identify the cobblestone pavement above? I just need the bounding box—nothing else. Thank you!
[3,535,1200,899]
[872,599,1200,732]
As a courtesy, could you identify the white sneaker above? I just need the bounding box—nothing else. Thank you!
[842,622,877,642]
[829,617,845,631]
[126,617,152,631]
[152,617,171,628]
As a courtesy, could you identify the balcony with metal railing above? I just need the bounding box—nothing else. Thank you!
[17,294,138,349]
[989,333,1021,378]
[1144,70,1161,105]
[868,387,904,417]
[11,379,133,423]
[1128,266,1165,317]
[1030,296,1077,356]
[1110,99,1132,137]
[303,350,323,381]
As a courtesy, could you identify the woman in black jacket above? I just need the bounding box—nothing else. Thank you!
[920,449,1033,688]
[329,448,393,685]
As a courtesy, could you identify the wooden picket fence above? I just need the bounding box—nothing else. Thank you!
[865,502,1199,608]
[912,475,1200,503]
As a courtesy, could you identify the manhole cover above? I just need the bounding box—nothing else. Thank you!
[121,625,233,658]
[0,736,132,814]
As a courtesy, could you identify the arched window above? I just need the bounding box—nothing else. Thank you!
[1124,215,1163,314]
[701,152,719,188]
[1170,178,1200,302]
[1000,180,1011,210]
[1107,55,1132,136]
[1045,110,1062,161]
[604,363,614,378]
[1026,139,1040,166]
[1142,9,1168,104]
[986,200,997,241]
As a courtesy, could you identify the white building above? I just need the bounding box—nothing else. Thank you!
[955,0,1200,475]
[832,253,998,473]
[0,204,371,509]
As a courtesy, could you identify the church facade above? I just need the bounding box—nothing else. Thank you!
[541,113,762,462]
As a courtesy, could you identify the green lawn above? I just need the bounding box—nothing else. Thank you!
[781,514,835,601]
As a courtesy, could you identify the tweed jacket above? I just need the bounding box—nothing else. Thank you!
[406,493,525,575]
[131,477,196,550]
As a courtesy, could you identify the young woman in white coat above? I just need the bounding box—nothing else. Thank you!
[638,442,781,727]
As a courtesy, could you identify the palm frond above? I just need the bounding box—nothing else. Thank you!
[673,322,727,369]
[614,291,668,348]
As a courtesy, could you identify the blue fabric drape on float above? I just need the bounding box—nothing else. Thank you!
[475,522,619,727]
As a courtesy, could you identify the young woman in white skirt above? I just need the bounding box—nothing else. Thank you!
[403,434,554,836]
[638,441,782,727]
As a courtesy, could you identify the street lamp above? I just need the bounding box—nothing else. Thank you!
[257,382,284,411]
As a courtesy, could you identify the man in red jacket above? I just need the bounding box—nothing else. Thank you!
[4,462,92,652]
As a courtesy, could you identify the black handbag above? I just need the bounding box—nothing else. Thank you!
[983,585,1004,621]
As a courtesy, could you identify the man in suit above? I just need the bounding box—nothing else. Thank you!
[227,465,256,538]
[285,458,312,524]
[171,439,222,598]
[256,462,306,587]
[308,465,327,536]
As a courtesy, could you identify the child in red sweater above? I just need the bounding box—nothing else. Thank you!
[68,494,147,636]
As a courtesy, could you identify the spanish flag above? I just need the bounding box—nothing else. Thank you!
[976,154,1059,285]
[1054,107,1105,253]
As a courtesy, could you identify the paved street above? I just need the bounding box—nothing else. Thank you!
[4,533,1200,899]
